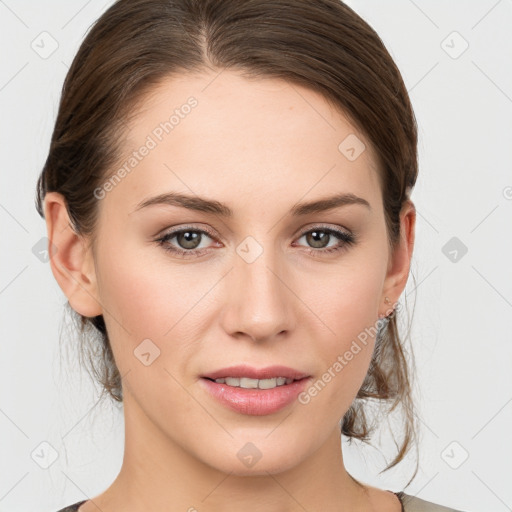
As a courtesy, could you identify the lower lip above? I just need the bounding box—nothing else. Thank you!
[199,377,311,416]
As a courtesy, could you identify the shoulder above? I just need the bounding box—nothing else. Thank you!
[54,500,87,512]
[398,492,466,512]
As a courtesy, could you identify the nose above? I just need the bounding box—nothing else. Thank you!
[220,241,295,343]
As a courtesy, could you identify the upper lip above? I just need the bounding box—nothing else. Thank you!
[201,364,310,381]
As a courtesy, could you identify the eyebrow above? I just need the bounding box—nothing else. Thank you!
[132,191,371,216]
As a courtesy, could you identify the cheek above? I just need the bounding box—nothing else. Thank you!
[92,244,225,453]
[95,257,205,426]
[94,239,224,392]
[310,257,384,347]
[96,230,207,334]
[300,259,386,413]
[93,238,188,367]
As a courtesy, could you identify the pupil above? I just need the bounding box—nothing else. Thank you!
[178,231,201,249]
[307,230,329,248]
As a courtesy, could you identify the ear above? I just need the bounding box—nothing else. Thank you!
[44,191,103,318]
[380,199,416,315]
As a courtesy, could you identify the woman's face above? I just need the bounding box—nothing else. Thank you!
[53,70,413,476]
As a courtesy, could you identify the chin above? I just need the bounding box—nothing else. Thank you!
[200,438,307,477]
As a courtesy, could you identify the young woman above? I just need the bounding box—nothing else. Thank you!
[36,1,468,510]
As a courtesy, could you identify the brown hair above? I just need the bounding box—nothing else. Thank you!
[35,0,419,483]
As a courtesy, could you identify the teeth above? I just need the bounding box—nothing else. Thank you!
[213,377,295,389]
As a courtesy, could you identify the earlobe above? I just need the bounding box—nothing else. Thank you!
[44,192,103,318]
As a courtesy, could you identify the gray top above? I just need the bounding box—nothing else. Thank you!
[398,492,466,511]
[55,492,466,511]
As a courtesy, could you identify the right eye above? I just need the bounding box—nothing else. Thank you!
[155,226,219,258]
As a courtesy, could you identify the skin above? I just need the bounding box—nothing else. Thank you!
[45,70,415,512]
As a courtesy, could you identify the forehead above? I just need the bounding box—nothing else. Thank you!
[105,70,383,217]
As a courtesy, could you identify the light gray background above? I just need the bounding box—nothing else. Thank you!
[1,1,511,511]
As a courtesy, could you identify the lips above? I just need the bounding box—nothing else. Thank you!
[201,364,310,381]
[200,374,312,415]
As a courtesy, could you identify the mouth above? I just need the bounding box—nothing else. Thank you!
[199,365,312,415]
[202,376,303,389]
[200,364,310,387]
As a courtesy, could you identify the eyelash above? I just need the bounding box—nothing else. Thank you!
[155,224,356,259]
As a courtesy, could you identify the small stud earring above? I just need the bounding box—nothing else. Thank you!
[378,296,393,320]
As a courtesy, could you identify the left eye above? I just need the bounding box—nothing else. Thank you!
[155,226,356,258]
[294,227,355,252]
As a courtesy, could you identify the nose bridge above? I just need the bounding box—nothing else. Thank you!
[224,235,293,341]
